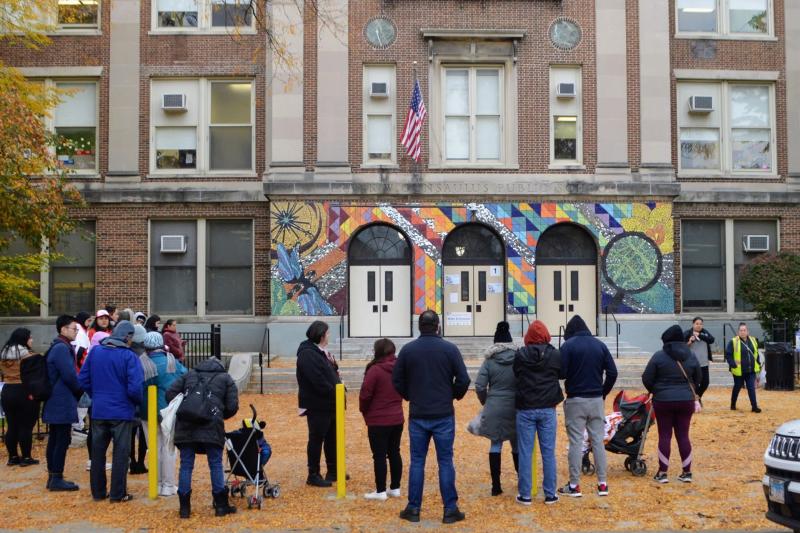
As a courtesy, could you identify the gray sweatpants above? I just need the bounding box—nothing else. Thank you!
[564,397,607,486]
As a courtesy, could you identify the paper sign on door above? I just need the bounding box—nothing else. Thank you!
[446,312,472,326]
[489,266,501,277]
[449,293,458,303]
[444,275,461,285]
[487,283,503,294]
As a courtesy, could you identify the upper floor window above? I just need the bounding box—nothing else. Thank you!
[58,0,99,29]
[677,81,775,176]
[549,66,583,167]
[676,0,771,37]
[154,0,253,31]
[43,80,98,173]
[362,65,397,166]
[443,67,503,164]
[150,78,254,174]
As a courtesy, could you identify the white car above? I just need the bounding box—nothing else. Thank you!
[764,419,800,532]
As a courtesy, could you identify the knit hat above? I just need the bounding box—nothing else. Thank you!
[110,320,135,341]
[75,311,91,326]
[524,320,552,346]
[661,324,684,344]
[143,331,164,350]
[493,321,513,343]
[132,324,147,345]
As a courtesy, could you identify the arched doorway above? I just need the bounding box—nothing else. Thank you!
[442,223,505,336]
[348,223,412,337]
[535,223,598,336]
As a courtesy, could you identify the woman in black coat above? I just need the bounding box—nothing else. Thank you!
[296,321,342,487]
[166,357,238,518]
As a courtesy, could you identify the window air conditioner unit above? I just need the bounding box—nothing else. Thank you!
[370,82,389,98]
[161,94,188,112]
[556,83,576,98]
[688,95,714,113]
[743,234,769,253]
[160,235,187,253]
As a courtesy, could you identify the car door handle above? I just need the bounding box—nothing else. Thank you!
[466,305,472,312]
[382,305,388,312]
[559,304,565,312]
[476,304,482,312]
[372,305,378,312]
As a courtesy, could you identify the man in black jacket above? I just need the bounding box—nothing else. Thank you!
[558,315,617,498]
[393,310,470,525]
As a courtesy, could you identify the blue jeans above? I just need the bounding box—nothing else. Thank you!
[490,439,518,454]
[178,445,225,495]
[732,372,758,409]
[516,408,557,499]
[407,416,458,511]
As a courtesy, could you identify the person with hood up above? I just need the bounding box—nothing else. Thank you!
[474,321,518,497]
[642,325,702,484]
[513,320,563,505]
[296,320,342,488]
[78,320,144,502]
[140,331,187,496]
[359,338,404,501]
[166,355,239,518]
[128,325,149,475]
[558,315,617,498]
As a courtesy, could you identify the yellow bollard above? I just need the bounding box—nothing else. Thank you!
[335,383,346,499]
[532,438,539,498]
[148,385,158,500]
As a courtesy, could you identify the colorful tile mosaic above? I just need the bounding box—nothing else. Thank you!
[270,201,675,316]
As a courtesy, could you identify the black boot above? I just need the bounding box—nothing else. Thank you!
[48,473,79,492]
[179,491,191,519]
[46,473,53,490]
[213,488,237,516]
[489,452,502,496]
[512,452,519,474]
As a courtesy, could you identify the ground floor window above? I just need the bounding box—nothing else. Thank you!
[49,221,96,315]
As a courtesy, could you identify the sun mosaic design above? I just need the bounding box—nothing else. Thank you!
[270,201,674,317]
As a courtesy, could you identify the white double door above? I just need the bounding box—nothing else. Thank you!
[443,265,505,336]
[537,264,597,337]
[349,265,411,337]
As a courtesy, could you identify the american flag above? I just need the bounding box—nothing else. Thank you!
[401,78,427,162]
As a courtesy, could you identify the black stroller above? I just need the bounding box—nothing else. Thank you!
[581,390,656,477]
[225,404,280,510]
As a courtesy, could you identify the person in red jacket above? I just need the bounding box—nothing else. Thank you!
[359,338,404,501]
[162,320,186,361]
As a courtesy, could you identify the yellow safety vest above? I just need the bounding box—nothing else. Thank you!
[731,336,760,376]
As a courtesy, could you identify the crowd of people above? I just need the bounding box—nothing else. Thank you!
[0,306,766,523]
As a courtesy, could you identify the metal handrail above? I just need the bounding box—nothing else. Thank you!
[519,310,530,337]
[723,322,737,351]
[339,308,344,361]
[604,306,620,359]
[558,325,565,349]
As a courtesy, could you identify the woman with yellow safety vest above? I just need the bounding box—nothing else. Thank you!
[724,322,761,413]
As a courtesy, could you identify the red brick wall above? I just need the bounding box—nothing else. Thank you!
[672,203,800,312]
[347,0,598,174]
[304,3,318,170]
[669,0,787,181]
[626,0,641,171]
[68,202,270,315]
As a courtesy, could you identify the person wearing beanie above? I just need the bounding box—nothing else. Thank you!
[513,320,563,505]
[642,325,702,484]
[78,320,144,502]
[128,325,149,475]
[558,315,617,498]
[474,321,518,496]
[140,331,187,497]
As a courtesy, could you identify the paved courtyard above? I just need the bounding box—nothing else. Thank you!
[0,388,795,532]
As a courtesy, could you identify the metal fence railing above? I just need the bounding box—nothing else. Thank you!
[182,324,222,369]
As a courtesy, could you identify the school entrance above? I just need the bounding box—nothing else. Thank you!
[348,223,412,337]
[536,223,598,336]
[442,224,506,336]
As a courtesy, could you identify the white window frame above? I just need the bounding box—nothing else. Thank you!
[440,64,505,166]
[680,217,779,315]
[675,0,775,40]
[677,81,776,178]
[362,64,397,168]
[38,78,100,176]
[150,0,256,34]
[147,218,255,318]
[149,78,256,176]
[56,0,101,31]
[549,65,583,168]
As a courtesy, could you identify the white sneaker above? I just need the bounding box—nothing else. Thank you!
[105,462,112,471]
[86,460,113,471]
[387,488,401,498]
[364,491,387,501]
[159,484,178,497]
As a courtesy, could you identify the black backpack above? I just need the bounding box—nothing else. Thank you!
[177,373,221,424]
[20,348,53,401]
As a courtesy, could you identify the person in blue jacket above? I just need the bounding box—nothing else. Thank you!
[139,331,187,496]
[78,321,144,502]
[43,315,84,492]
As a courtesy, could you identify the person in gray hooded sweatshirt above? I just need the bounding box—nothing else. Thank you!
[474,321,518,496]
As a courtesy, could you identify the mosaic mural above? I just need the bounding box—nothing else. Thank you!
[270,202,675,316]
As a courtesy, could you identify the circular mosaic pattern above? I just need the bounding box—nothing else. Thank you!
[270,201,325,254]
[602,232,663,293]
[549,18,582,51]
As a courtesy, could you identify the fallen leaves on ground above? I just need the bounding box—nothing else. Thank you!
[0,388,795,532]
